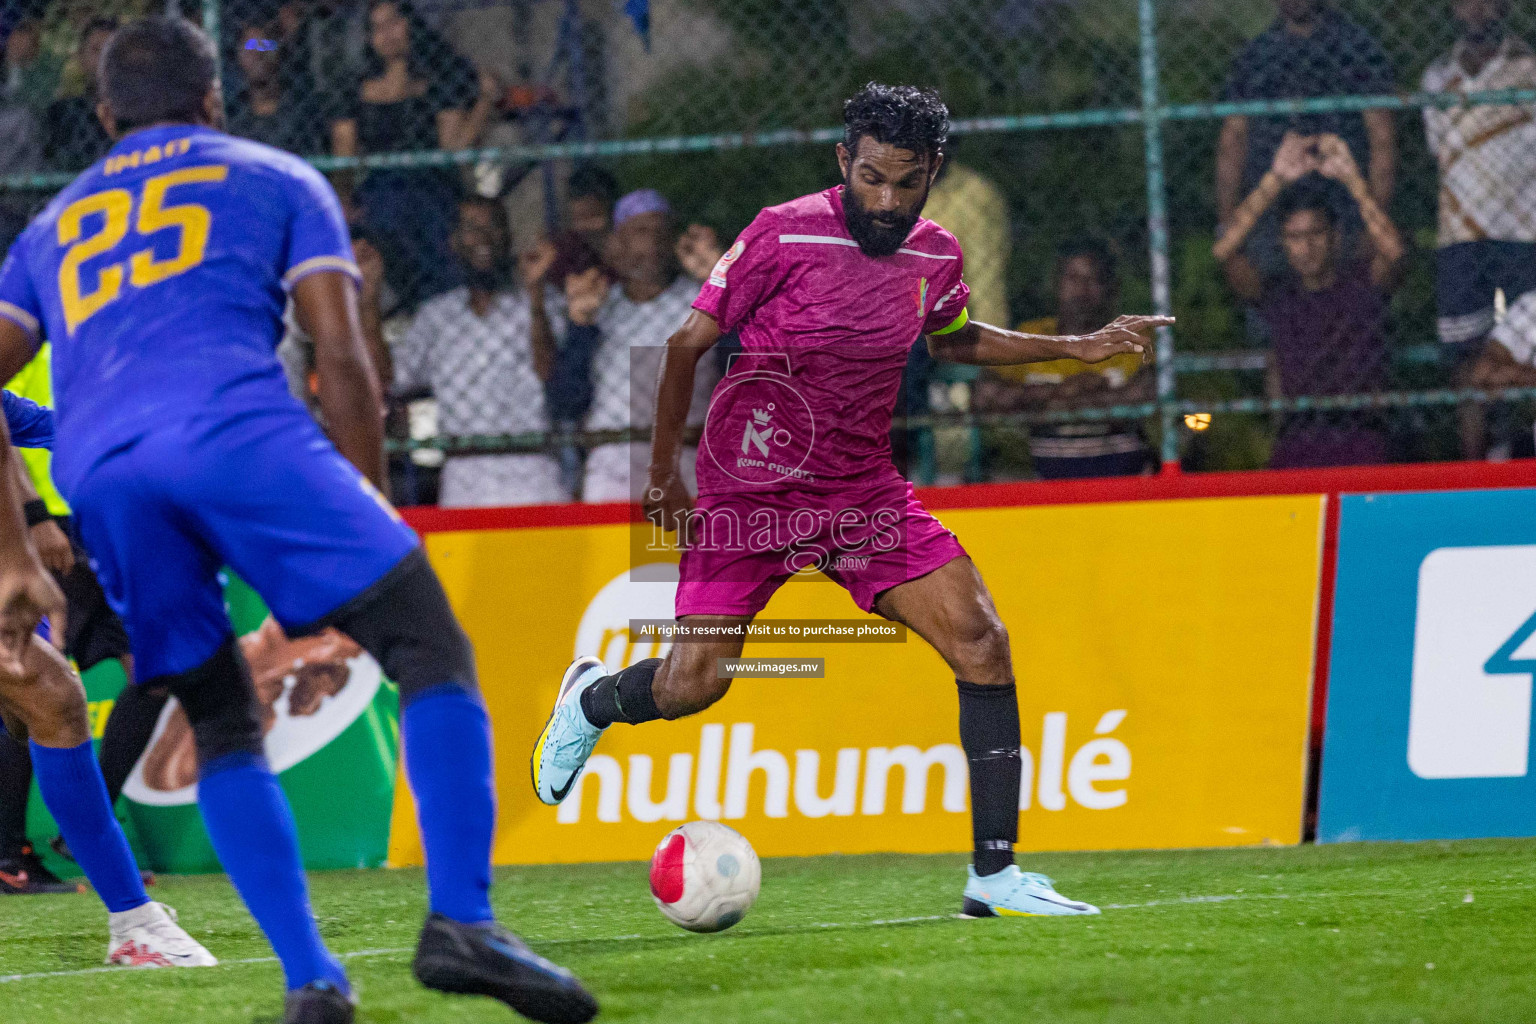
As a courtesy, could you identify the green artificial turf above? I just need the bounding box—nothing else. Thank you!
[2,839,1534,1023]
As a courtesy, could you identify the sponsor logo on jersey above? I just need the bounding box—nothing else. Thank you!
[708,239,745,288]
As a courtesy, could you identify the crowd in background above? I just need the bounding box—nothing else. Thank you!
[2,0,1536,506]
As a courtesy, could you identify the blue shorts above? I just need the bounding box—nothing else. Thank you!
[1435,241,1536,347]
[68,408,419,682]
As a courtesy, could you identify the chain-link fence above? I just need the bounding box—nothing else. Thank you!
[3,0,1536,504]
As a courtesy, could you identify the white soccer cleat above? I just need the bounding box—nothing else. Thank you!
[961,866,1101,917]
[106,901,218,968]
[530,656,609,806]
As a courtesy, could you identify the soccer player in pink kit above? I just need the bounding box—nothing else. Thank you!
[533,83,1170,916]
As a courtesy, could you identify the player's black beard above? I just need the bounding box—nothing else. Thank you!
[842,181,925,258]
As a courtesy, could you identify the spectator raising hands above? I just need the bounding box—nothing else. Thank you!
[1215,132,1406,469]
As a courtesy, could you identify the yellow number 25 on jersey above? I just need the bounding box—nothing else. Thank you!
[56,164,228,335]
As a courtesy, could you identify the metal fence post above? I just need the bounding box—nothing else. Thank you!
[1138,0,1179,470]
[202,0,225,118]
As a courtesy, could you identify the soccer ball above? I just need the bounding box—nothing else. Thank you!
[648,821,761,933]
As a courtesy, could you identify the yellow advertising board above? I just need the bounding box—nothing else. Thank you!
[388,494,1322,866]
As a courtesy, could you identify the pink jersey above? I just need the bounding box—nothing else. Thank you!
[691,187,969,495]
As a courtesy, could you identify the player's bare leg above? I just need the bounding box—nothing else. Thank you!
[0,637,217,963]
[650,617,750,718]
[533,618,747,806]
[875,556,1099,917]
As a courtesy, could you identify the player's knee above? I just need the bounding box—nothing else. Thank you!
[20,643,91,747]
[156,637,264,768]
[311,548,479,706]
[952,614,1012,684]
[654,653,730,720]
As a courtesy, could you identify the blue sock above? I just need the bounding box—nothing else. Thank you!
[28,739,148,913]
[198,752,346,992]
[402,686,495,924]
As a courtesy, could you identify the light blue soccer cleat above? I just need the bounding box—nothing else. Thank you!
[961,866,1101,917]
[530,656,609,806]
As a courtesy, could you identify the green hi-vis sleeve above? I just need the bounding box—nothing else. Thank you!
[928,307,969,336]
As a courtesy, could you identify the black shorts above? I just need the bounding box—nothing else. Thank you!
[58,518,131,672]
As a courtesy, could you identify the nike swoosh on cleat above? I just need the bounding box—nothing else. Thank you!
[1020,893,1091,911]
[547,774,576,803]
[0,871,28,888]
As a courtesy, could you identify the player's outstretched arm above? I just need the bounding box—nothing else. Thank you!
[293,270,388,489]
[645,310,721,529]
[928,314,1172,368]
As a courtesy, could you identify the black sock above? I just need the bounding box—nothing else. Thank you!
[99,683,170,808]
[0,729,32,857]
[580,659,664,728]
[957,679,1021,877]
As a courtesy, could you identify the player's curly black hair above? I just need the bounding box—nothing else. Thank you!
[842,83,950,161]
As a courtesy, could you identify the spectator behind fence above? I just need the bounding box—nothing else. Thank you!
[393,196,571,507]
[279,227,394,424]
[4,19,59,118]
[227,20,324,155]
[331,0,502,306]
[43,16,114,170]
[567,163,620,254]
[973,239,1152,480]
[1216,133,1407,469]
[573,190,723,503]
[269,0,368,116]
[1216,0,1396,281]
[0,23,43,250]
[1423,0,1536,383]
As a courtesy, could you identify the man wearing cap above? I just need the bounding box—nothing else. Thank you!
[579,189,724,502]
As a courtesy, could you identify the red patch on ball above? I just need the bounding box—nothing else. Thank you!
[649,833,687,903]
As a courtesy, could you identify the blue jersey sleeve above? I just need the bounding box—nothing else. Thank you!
[279,161,360,291]
[2,389,53,449]
[0,233,43,348]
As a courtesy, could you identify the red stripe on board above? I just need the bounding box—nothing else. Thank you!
[401,458,1536,533]
[402,501,639,534]
[1310,494,1343,747]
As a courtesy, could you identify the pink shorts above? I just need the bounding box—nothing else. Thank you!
[675,473,966,618]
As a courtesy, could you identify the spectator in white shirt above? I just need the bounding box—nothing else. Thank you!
[580,190,723,503]
[392,196,570,507]
[1423,0,1536,452]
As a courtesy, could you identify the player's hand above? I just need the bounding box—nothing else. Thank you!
[29,520,73,577]
[0,549,65,674]
[1073,315,1173,365]
[564,266,610,326]
[1271,132,1318,184]
[644,467,695,540]
[676,224,723,281]
[518,239,558,290]
[1316,133,1362,185]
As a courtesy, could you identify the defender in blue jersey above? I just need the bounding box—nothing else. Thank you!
[0,19,595,1024]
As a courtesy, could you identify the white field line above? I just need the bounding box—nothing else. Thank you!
[0,886,1522,985]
